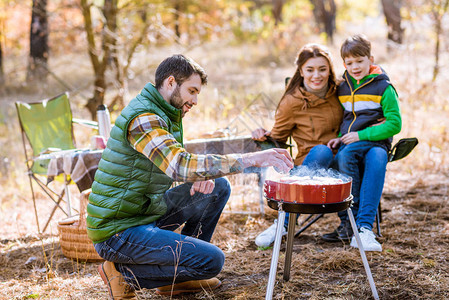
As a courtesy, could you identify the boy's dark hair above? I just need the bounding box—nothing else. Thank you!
[340,34,371,59]
[155,54,207,89]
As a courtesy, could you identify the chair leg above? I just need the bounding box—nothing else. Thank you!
[298,214,314,226]
[265,210,286,300]
[347,208,379,300]
[33,175,68,215]
[294,214,324,237]
[30,173,69,233]
[377,202,382,223]
[27,173,41,234]
[375,205,382,237]
[42,191,65,233]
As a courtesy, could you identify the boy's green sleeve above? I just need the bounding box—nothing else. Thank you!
[357,85,402,141]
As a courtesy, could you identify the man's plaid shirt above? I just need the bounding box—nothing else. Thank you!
[128,113,244,182]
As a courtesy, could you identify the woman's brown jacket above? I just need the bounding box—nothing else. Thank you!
[269,83,343,165]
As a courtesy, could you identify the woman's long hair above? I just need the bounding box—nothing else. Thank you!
[281,44,336,100]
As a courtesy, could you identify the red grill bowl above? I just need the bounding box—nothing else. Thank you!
[264,178,352,204]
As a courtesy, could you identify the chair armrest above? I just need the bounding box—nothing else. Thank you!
[73,118,99,130]
[388,137,419,162]
[255,136,293,150]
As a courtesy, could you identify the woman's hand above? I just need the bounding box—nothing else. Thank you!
[341,132,360,145]
[190,180,215,196]
[327,137,341,149]
[251,128,270,141]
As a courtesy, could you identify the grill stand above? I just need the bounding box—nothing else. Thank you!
[348,207,379,300]
[265,198,379,300]
[265,201,285,299]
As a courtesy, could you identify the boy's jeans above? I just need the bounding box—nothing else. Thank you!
[94,177,231,289]
[284,144,334,227]
[335,141,388,230]
[302,144,335,169]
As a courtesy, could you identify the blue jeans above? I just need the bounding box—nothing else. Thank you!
[302,144,334,169]
[335,141,388,230]
[284,145,334,227]
[94,177,231,289]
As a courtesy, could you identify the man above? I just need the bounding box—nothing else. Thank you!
[86,54,294,298]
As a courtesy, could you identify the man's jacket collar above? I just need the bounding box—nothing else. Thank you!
[142,82,182,123]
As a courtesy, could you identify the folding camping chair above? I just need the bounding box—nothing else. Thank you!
[15,92,97,233]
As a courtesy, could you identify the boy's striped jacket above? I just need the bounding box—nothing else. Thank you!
[337,65,402,149]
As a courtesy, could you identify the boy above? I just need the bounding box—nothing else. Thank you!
[325,34,402,251]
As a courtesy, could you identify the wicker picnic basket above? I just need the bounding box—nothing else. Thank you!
[58,189,103,262]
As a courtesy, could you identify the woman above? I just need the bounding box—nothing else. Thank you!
[253,43,343,247]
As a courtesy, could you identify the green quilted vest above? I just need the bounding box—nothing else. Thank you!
[86,83,183,243]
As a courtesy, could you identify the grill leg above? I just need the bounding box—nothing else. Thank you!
[283,213,296,281]
[265,210,286,300]
[348,208,379,300]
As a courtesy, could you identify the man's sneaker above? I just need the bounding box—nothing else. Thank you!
[255,219,287,247]
[98,261,136,299]
[350,227,382,252]
[322,220,353,242]
[155,277,221,296]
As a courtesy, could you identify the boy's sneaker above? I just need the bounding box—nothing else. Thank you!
[255,219,287,247]
[350,227,382,252]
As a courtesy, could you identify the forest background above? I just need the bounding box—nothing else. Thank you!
[0,0,449,299]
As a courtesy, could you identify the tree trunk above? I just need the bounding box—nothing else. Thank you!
[103,0,117,68]
[110,10,149,112]
[310,0,336,43]
[174,2,181,38]
[381,0,404,45]
[0,37,4,87]
[85,76,107,119]
[81,0,117,119]
[27,0,49,82]
[272,0,284,26]
[432,0,449,81]
[433,19,441,81]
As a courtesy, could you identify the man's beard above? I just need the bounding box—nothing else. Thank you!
[168,86,186,117]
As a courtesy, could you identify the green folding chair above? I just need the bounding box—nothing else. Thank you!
[15,92,97,233]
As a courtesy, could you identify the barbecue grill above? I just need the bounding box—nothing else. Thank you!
[263,177,379,300]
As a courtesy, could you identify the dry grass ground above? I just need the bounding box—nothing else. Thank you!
[1,26,449,299]
[1,169,448,299]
